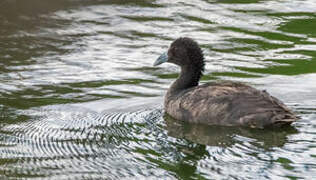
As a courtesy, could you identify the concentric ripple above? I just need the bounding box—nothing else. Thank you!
[0,104,167,179]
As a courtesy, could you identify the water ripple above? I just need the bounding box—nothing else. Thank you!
[1,0,316,179]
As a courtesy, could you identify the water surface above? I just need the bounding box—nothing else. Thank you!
[1,0,316,179]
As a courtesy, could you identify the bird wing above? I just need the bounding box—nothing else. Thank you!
[174,82,298,128]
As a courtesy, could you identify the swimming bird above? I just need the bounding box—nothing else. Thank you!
[154,37,298,128]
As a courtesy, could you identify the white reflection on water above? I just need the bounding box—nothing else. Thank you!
[1,0,316,179]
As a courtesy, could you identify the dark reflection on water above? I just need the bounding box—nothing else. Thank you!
[1,0,316,179]
[164,114,298,148]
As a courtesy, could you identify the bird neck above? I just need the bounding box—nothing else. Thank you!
[168,65,202,95]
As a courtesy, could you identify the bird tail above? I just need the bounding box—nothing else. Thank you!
[271,113,299,127]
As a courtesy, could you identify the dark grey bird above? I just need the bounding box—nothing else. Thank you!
[154,37,298,128]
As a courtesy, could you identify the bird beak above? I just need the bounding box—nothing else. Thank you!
[153,52,168,66]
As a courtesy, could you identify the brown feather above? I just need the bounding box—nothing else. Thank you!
[165,81,298,128]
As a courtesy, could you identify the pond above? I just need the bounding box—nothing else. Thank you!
[0,0,316,179]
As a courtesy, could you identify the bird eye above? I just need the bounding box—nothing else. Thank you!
[171,47,178,54]
[169,46,179,57]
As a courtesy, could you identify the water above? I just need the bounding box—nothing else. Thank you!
[1,0,316,179]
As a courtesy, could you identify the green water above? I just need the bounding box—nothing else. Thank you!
[0,0,316,179]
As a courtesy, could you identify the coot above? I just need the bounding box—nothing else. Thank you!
[154,37,298,128]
